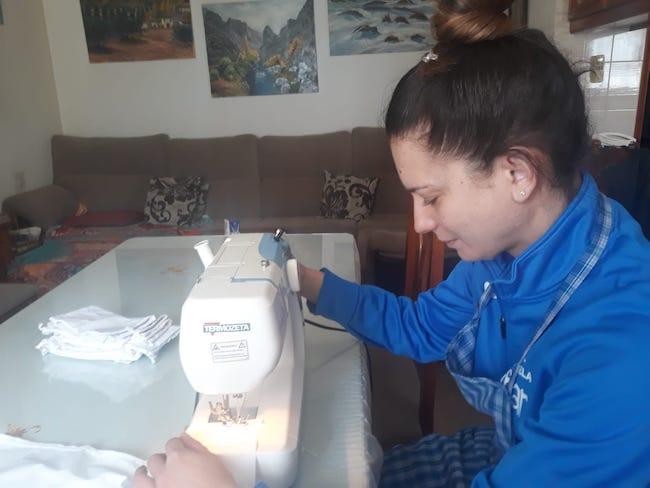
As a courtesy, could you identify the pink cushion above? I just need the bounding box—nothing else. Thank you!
[62,210,145,227]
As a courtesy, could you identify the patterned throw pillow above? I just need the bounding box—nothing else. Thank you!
[144,177,209,226]
[320,170,379,222]
[194,180,210,220]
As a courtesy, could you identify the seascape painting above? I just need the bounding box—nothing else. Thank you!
[328,0,434,56]
[80,0,195,63]
[203,0,318,98]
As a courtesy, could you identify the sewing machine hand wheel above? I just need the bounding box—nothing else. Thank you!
[286,259,300,293]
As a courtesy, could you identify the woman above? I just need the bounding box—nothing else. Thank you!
[135,0,650,486]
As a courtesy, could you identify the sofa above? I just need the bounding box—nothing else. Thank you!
[2,127,409,292]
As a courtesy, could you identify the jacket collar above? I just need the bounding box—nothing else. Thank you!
[485,172,600,300]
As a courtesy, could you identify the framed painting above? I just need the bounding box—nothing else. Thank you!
[80,0,195,63]
[328,0,528,57]
[203,0,318,97]
[328,0,434,56]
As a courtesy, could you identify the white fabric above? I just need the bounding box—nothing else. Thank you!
[36,306,179,364]
[0,433,143,488]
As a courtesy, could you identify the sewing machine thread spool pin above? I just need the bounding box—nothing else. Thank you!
[194,240,215,268]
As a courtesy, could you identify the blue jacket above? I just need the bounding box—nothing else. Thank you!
[313,174,650,486]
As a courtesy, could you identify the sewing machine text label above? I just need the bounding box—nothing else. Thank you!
[211,340,249,362]
[203,322,251,334]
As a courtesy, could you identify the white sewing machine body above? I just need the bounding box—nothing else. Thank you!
[179,233,305,488]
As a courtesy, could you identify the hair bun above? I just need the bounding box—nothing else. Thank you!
[433,0,514,44]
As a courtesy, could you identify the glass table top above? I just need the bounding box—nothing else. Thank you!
[0,234,362,461]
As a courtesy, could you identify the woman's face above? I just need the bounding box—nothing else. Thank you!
[391,137,530,261]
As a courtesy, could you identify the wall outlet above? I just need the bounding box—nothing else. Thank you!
[14,171,26,193]
[590,55,605,84]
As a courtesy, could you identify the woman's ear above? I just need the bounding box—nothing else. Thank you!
[497,147,546,202]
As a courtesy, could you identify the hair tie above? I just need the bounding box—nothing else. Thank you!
[421,50,439,63]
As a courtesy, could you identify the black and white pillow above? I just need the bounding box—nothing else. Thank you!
[144,177,209,226]
[194,180,209,220]
[320,170,379,222]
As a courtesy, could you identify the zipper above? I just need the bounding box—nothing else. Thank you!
[500,315,507,339]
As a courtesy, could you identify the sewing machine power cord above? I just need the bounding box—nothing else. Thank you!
[303,318,345,332]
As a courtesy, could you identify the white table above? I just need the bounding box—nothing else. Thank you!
[0,234,381,487]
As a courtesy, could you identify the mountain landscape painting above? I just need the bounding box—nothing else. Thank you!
[328,0,434,56]
[203,0,318,98]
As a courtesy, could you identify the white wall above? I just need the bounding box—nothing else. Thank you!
[0,0,62,203]
[528,0,557,39]
[43,0,423,138]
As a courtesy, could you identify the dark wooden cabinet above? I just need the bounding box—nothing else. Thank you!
[569,0,650,33]
[570,0,641,19]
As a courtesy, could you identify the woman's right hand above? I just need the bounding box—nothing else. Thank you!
[133,433,237,488]
[298,263,324,305]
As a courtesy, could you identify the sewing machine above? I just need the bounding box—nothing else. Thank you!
[179,231,304,488]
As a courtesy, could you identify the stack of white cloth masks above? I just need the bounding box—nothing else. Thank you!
[36,306,179,364]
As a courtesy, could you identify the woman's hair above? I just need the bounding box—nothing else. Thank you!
[385,0,590,193]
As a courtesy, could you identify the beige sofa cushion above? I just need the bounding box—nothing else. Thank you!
[351,127,409,215]
[2,184,77,228]
[357,214,408,283]
[258,178,323,217]
[357,226,407,283]
[204,180,261,220]
[52,134,169,179]
[238,216,358,236]
[258,132,353,217]
[58,174,151,212]
[357,213,408,231]
[168,135,261,219]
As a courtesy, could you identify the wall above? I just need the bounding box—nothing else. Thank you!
[42,0,423,138]
[1,0,642,205]
[550,0,646,138]
[528,0,557,39]
[0,0,62,203]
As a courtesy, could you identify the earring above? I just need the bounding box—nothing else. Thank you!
[520,190,527,197]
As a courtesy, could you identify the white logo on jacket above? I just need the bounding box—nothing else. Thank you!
[501,362,533,417]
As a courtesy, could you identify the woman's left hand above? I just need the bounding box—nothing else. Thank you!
[133,432,237,488]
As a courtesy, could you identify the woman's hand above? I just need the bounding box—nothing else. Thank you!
[133,432,237,488]
[298,263,324,305]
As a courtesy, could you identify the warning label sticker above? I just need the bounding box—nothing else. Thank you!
[211,340,249,363]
